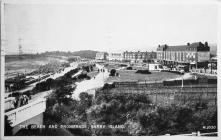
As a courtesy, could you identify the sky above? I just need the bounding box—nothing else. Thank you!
[3,2,217,54]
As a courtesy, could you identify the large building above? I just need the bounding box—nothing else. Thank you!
[156,42,210,68]
[95,52,108,60]
[107,52,124,61]
[123,51,156,63]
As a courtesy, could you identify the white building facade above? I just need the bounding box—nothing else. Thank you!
[95,52,108,60]
[107,52,124,61]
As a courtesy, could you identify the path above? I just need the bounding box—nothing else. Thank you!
[72,64,109,100]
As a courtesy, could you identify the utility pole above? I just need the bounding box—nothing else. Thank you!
[18,38,23,55]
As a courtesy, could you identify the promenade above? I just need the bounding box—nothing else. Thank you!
[5,62,79,98]
[72,64,109,99]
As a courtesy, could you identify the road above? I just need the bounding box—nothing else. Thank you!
[72,64,109,100]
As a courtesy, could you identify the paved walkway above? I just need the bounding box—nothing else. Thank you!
[167,72,197,81]
[72,64,109,100]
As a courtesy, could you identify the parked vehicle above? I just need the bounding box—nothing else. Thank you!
[148,64,164,71]
[177,65,189,74]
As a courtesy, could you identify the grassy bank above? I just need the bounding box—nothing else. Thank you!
[105,70,181,83]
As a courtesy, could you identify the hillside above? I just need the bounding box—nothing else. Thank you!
[39,50,97,59]
[72,50,97,59]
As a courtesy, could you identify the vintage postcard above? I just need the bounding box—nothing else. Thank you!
[0,0,220,139]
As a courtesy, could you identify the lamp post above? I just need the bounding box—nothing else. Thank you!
[181,75,184,88]
[196,62,198,69]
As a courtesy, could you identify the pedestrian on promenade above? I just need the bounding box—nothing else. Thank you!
[10,97,16,109]
[17,95,23,107]
[22,94,29,105]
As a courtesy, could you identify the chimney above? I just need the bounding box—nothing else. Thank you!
[187,43,190,46]
[205,42,208,47]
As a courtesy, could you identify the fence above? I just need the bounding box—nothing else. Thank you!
[163,78,217,86]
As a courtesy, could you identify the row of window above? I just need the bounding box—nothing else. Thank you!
[157,51,197,62]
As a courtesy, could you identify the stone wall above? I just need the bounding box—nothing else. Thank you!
[96,82,217,107]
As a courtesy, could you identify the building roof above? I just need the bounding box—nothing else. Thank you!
[124,51,156,54]
[157,42,210,51]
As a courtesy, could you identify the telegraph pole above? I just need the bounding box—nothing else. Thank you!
[18,38,23,55]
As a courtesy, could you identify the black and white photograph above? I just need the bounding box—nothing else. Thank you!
[0,0,219,138]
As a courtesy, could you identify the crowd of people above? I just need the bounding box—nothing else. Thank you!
[8,94,30,110]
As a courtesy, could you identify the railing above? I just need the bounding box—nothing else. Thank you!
[5,98,46,127]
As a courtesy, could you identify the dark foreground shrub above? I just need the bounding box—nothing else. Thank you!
[109,69,116,76]
[135,70,151,74]
[126,67,133,70]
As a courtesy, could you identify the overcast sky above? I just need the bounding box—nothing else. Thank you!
[3,2,217,54]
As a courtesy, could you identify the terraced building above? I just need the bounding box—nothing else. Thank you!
[123,51,156,63]
[156,42,210,68]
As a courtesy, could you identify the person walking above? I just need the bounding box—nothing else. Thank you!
[22,94,29,105]
[10,97,16,109]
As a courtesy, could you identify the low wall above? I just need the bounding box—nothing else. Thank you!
[97,82,217,107]
[5,98,46,135]
[5,98,46,127]
[12,113,44,135]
